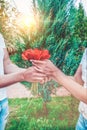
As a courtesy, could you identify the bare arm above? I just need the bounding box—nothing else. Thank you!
[53,68,87,104]
[66,64,84,85]
[0,49,45,88]
[0,72,24,88]
[0,49,25,88]
[32,60,87,104]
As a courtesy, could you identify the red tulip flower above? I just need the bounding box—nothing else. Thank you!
[22,48,50,60]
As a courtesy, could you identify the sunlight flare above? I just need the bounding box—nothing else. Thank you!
[16,14,36,29]
[21,15,36,27]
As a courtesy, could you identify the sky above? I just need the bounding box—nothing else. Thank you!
[13,0,33,16]
[10,0,87,15]
[75,0,87,15]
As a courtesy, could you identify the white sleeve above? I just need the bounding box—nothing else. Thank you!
[80,48,87,65]
[0,34,6,48]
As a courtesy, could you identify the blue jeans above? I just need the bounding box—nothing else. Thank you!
[76,114,87,130]
[0,98,9,130]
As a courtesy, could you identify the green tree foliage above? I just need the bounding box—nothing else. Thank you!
[0,0,20,54]
[0,0,16,35]
[31,0,74,66]
[30,0,87,75]
[29,0,74,73]
[63,3,87,75]
[74,4,87,41]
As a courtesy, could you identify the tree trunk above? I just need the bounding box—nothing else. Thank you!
[42,102,48,116]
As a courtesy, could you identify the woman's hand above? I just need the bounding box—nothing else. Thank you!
[31,59,58,79]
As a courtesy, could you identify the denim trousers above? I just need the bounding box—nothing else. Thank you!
[76,114,87,130]
[0,98,9,130]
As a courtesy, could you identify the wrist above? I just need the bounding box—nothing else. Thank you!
[18,70,26,82]
[52,67,64,81]
[52,67,59,79]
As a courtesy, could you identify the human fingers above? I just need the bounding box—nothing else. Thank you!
[34,67,52,76]
[31,59,47,65]
[40,79,45,84]
[32,62,42,69]
[39,76,52,84]
[33,72,46,77]
[44,76,49,83]
[33,78,44,83]
[25,76,44,83]
[34,66,44,73]
[47,76,52,81]
[32,60,56,72]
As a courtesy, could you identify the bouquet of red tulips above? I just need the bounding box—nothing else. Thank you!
[22,48,50,61]
[22,48,50,96]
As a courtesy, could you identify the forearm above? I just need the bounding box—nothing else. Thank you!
[0,71,24,88]
[4,62,26,74]
[53,69,87,104]
[3,48,26,74]
[67,75,84,85]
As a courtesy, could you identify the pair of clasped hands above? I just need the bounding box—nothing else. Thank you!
[28,59,58,84]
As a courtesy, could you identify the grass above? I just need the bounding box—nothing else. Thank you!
[6,96,79,130]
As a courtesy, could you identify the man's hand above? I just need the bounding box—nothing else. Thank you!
[23,66,46,83]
